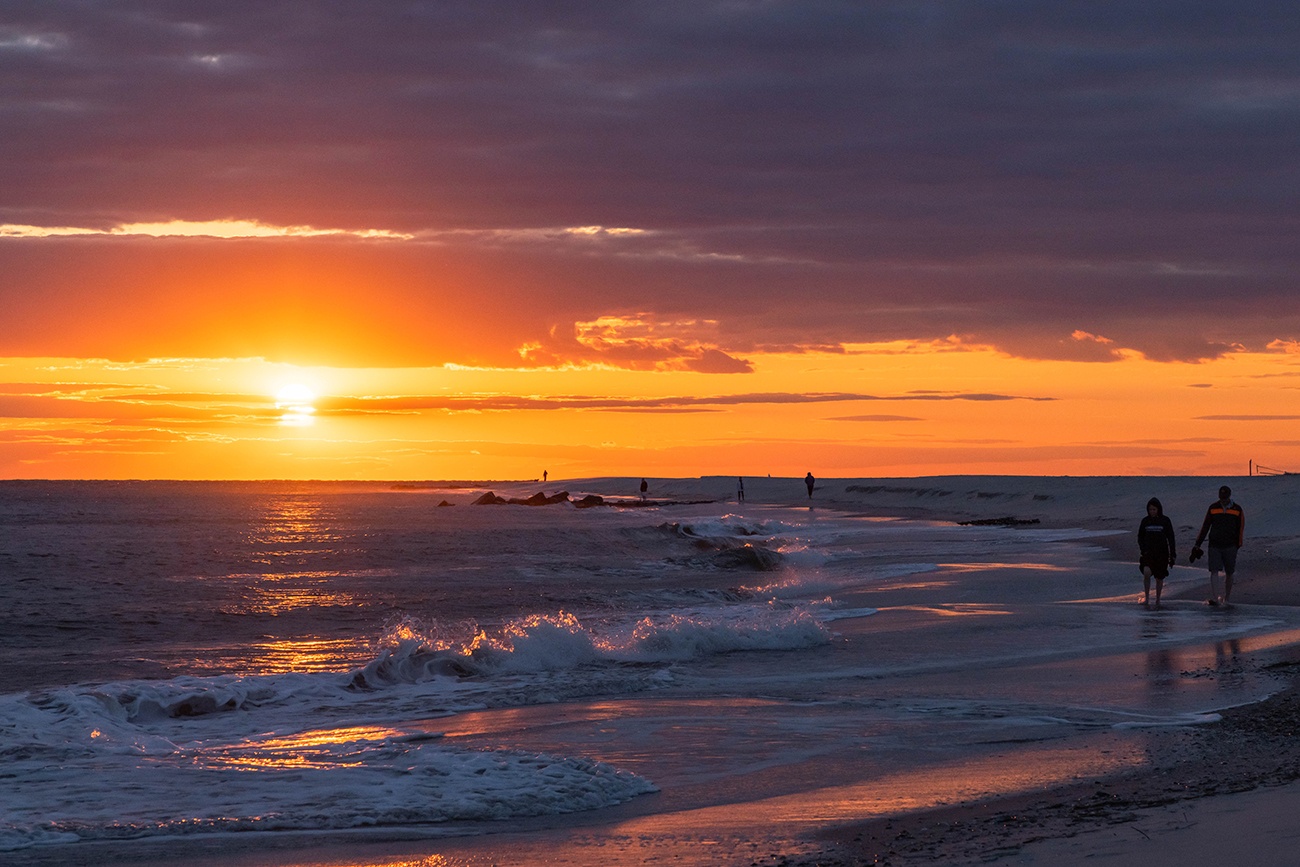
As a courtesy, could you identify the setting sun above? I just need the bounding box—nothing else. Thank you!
[275,383,317,407]
[274,383,317,427]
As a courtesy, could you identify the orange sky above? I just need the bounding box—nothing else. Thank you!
[4,334,1300,480]
[4,7,1299,480]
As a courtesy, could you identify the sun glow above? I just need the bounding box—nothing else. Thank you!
[275,383,317,426]
[4,342,1300,479]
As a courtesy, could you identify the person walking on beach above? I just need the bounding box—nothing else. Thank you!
[1191,485,1244,607]
[639,478,648,501]
[1138,497,1176,610]
[737,477,745,503]
[805,472,815,499]
[542,470,547,483]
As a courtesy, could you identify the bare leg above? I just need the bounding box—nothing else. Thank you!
[1141,567,1152,607]
[1224,572,1234,604]
[1154,577,1164,610]
[1209,570,1223,604]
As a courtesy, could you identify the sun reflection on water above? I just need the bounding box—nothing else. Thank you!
[892,603,1015,617]
[248,637,363,672]
[938,562,1071,572]
[212,724,410,771]
[216,572,360,615]
[249,498,344,554]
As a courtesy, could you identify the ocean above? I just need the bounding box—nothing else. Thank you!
[3,478,1299,864]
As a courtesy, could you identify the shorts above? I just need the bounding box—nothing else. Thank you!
[1208,545,1238,574]
[1140,554,1170,579]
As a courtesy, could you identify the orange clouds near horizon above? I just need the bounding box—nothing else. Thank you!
[4,341,1299,481]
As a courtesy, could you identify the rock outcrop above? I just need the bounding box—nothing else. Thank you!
[472,491,572,506]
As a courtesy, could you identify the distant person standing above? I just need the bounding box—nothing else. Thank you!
[639,478,648,501]
[737,477,745,503]
[543,470,548,483]
[1191,485,1244,607]
[1137,497,1176,610]
[805,472,815,499]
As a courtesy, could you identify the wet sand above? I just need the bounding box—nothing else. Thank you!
[786,554,1300,867]
[794,669,1300,866]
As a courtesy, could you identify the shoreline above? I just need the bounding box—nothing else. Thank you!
[781,479,1300,865]
[790,661,1300,865]
[649,475,1300,865]
[8,475,1300,866]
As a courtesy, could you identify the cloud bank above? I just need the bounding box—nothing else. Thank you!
[2,1,1298,367]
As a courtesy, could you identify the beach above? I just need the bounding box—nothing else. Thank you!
[3,474,1299,866]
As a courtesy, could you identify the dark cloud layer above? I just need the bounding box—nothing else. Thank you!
[2,1,1298,365]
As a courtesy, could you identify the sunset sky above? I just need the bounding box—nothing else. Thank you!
[3,2,1299,480]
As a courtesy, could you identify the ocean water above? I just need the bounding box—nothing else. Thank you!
[3,479,1298,861]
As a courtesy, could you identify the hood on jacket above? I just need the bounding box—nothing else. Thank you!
[1146,497,1164,516]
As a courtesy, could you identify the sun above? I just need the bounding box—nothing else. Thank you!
[274,383,317,426]
[275,383,317,407]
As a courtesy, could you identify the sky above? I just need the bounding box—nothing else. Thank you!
[2,1,1299,480]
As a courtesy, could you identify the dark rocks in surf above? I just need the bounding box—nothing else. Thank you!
[472,490,572,506]
[436,500,455,507]
[710,544,783,571]
[471,491,710,509]
[961,514,1040,530]
[846,484,955,497]
[663,520,763,540]
[657,523,783,570]
[508,491,570,506]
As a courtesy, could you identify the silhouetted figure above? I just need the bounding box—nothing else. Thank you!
[1138,497,1176,610]
[640,478,648,501]
[1192,485,1244,607]
[805,472,815,499]
[543,470,548,483]
[737,477,745,503]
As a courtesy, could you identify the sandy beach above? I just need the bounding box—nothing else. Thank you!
[777,474,1300,866]
[6,474,1300,867]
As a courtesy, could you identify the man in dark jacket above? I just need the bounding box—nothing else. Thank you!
[1191,485,1244,607]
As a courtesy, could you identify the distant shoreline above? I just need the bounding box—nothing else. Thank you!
[0,473,1279,484]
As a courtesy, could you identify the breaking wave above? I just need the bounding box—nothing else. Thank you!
[0,601,829,851]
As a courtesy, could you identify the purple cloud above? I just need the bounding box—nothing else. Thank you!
[1,1,1298,364]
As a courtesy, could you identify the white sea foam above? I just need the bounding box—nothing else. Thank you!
[0,729,655,851]
[602,603,831,661]
[360,604,833,679]
[0,600,831,850]
[742,561,938,599]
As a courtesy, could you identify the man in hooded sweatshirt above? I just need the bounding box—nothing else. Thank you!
[1192,485,1244,607]
[1138,497,1176,610]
